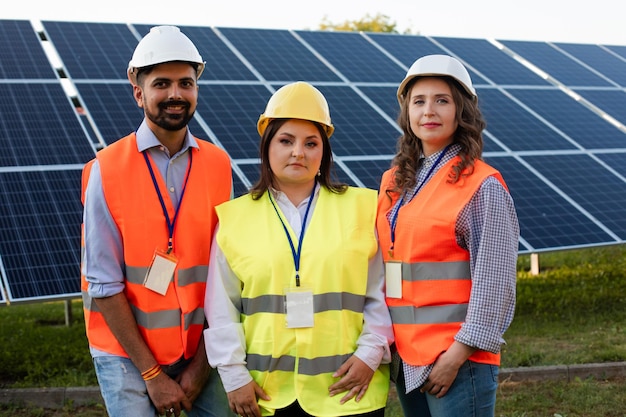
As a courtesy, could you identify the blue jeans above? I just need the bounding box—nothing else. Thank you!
[93,356,234,417]
[396,360,499,417]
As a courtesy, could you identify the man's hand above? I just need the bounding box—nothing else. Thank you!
[146,371,192,417]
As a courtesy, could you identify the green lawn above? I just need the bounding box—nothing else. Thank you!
[1,245,626,416]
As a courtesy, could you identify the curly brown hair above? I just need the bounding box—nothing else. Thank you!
[389,76,486,195]
[249,118,347,199]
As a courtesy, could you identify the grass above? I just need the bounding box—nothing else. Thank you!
[503,245,626,368]
[1,245,626,416]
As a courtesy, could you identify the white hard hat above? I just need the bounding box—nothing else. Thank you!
[397,54,476,103]
[127,26,205,85]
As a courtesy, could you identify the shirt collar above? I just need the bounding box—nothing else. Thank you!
[421,143,461,164]
[134,119,199,156]
[270,182,321,209]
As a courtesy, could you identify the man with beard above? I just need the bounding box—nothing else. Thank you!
[80,26,234,417]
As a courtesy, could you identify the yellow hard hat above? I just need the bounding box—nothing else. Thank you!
[397,54,476,104]
[257,81,335,138]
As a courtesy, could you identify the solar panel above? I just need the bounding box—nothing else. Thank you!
[0,170,83,302]
[366,33,450,68]
[549,42,626,87]
[507,89,626,149]
[0,83,95,166]
[605,45,626,60]
[296,30,406,83]
[43,21,137,80]
[0,20,57,79]
[432,36,548,86]
[477,88,577,152]
[485,156,615,251]
[2,19,626,303]
[218,27,342,82]
[500,40,613,87]
[571,89,626,126]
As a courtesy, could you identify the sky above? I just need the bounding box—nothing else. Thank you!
[3,0,626,46]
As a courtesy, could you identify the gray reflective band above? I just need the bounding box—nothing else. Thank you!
[184,308,205,330]
[246,353,352,375]
[316,292,364,313]
[178,265,208,286]
[243,294,283,314]
[83,292,201,331]
[389,303,468,325]
[298,354,352,375]
[242,292,365,315]
[132,305,182,329]
[127,266,148,285]
[247,353,295,372]
[402,261,471,281]
[126,265,207,287]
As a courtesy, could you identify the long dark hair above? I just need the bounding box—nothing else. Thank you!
[249,118,347,199]
[389,76,485,195]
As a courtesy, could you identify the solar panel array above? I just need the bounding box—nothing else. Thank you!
[2,19,626,304]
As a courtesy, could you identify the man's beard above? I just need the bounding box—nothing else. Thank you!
[146,100,194,132]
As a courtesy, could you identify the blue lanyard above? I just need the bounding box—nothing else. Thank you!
[389,145,450,256]
[268,183,316,287]
[143,149,193,254]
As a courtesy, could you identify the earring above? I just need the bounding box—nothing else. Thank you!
[317,170,321,177]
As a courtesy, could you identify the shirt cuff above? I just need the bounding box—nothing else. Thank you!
[353,344,385,372]
[456,323,505,354]
[87,281,125,298]
[216,364,253,392]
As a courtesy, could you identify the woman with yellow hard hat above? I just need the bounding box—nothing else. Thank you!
[204,81,393,417]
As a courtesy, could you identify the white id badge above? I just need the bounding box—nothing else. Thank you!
[285,288,314,328]
[385,261,402,298]
[143,249,178,295]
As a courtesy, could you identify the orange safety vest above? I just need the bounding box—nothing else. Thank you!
[80,133,231,364]
[377,157,507,367]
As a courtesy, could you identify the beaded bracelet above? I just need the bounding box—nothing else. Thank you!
[141,364,162,381]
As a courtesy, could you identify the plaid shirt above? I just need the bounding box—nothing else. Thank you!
[387,144,519,393]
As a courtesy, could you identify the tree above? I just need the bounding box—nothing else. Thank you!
[319,13,415,34]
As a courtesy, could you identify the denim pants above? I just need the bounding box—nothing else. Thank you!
[93,355,235,417]
[396,360,499,417]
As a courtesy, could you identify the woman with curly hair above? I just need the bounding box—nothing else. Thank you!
[376,54,520,417]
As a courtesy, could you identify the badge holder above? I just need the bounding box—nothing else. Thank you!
[143,249,178,295]
[284,287,314,328]
[385,261,403,298]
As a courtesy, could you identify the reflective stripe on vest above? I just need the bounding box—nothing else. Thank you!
[216,186,389,416]
[246,352,353,375]
[389,303,468,325]
[80,133,231,364]
[377,157,506,367]
[401,260,471,281]
[242,292,365,315]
